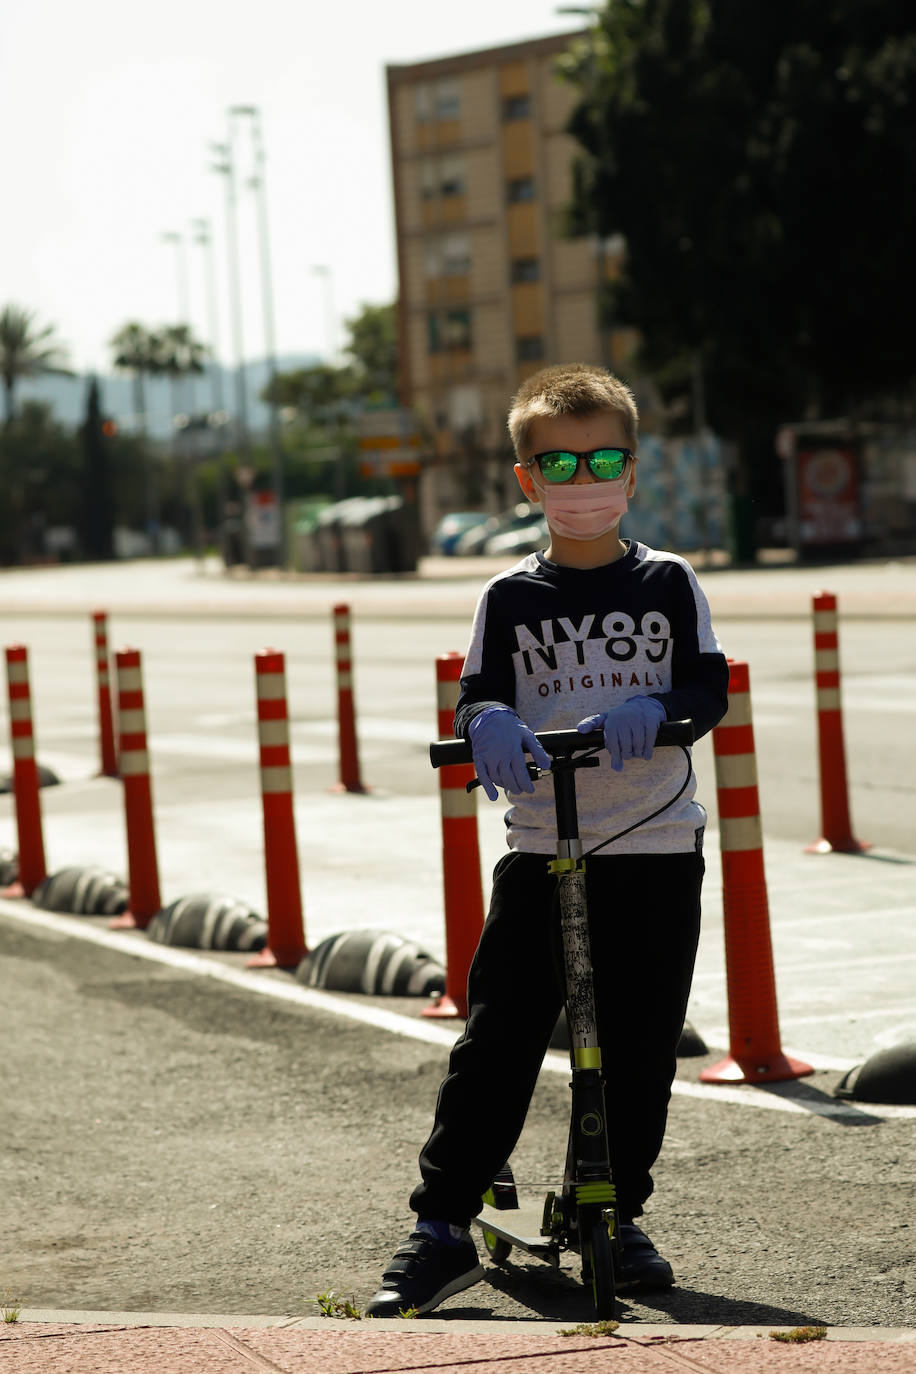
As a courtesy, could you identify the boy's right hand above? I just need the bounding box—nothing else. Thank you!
[468,707,551,801]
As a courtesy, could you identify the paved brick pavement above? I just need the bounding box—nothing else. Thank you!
[3,1313,916,1373]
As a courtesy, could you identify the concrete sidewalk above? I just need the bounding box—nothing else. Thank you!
[4,1311,916,1373]
[1,550,915,620]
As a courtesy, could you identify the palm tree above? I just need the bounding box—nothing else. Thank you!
[155,324,209,556]
[155,324,207,430]
[0,305,72,427]
[110,322,161,433]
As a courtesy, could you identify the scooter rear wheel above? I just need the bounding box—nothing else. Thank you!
[581,1218,616,1319]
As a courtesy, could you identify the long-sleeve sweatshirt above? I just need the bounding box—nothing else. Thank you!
[454,541,730,855]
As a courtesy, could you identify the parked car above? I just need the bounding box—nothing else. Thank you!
[454,503,543,556]
[429,511,490,556]
[483,516,549,557]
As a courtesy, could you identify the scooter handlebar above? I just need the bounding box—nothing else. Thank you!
[429,718,695,769]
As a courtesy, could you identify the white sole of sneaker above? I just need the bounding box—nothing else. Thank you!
[416,1262,486,1315]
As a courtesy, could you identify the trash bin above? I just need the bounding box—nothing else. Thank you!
[313,496,366,572]
[341,496,420,574]
[386,497,420,573]
[310,496,421,574]
[287,498,333,572]
[339,498,377,574]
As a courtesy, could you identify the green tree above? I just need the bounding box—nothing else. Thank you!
[563,0,916,550]
[0,401,81,564]
[0,305,72,427]
[110,321,161,432]
[155,323,207,426]
[80,378,116,560]
[342,301,399,402]
[262,361,357,418]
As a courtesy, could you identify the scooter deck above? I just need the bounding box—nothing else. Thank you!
[474,1204,562,1266]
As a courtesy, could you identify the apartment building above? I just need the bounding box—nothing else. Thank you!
[386,31,637,528]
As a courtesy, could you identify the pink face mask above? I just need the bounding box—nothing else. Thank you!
[537,477,629,540]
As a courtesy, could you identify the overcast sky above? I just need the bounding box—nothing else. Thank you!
[2,0,584,378]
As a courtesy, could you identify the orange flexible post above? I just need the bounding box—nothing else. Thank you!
[2,645,47,897]
[92,610,119,777]
[248,649,308,969]
[700,660,812,1085]
[423,652,485,1020]
[331,604,368,793]
[110,648,161,929]
[805,591,869,854]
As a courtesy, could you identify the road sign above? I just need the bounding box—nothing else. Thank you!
[358,407,422,476]
[246,490,281,549]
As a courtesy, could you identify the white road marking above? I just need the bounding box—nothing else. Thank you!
[2,900,914,1121]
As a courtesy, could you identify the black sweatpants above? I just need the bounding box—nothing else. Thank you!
[409,848,704,1227]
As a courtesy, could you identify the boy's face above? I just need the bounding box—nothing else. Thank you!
[513,411,637,505]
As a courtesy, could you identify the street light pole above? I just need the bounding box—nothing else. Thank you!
[160,230,196,417]
[231,104,285,567]
[161,230,204,559]
[210,138,251,455]
[191,218,226,419]
[193,216,230,564]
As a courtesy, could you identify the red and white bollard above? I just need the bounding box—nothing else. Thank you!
[700,660,812,1085]
[2,645,47,897]
[110,648,162,929]
[805,591,869,854]
[92,610,118,777]
[423,652,485,1020]
[249,649,308,969]
[331,604,368,793]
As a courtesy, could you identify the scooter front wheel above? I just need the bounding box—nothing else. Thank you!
[481,1225,512,1264]
[581,1217,616,1319]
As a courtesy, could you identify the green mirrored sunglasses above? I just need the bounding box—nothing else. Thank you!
[524,447,633,484]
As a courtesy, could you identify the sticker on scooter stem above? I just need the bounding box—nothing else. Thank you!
[580,1111,604,1137]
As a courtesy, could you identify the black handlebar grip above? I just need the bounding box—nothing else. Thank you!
[428,718,695,768]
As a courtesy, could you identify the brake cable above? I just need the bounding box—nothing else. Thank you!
[559,744,695,859]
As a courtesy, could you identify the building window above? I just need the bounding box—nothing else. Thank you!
[427,309,473,353]
[502,94,531,121]
[507,176,536,203]
[516,335,545,361]
[445,309,472,350]
[424,234,471,278]
[414,79,461,123]
[439,154,465,197]
[511,257,540,283]
[442,233,471,275]
[420,155,466,200]
[434,79,461,121]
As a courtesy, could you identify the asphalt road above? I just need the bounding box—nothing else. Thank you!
[1,557,915,1327]
[1,905,914,1328]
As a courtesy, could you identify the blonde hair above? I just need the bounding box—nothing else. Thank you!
[507,363,639,457]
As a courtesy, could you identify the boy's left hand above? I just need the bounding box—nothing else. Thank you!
[577,697,667,771]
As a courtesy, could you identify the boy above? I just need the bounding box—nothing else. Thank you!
[366,363,729,1317]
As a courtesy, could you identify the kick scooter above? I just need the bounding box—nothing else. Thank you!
[429,718,694,1319]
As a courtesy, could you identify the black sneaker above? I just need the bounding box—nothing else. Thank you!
[617,1223,674,1292]
[365,1228,485,1317]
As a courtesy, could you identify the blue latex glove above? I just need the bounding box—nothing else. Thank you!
[577,696,667,772]
[468,707,551,801]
